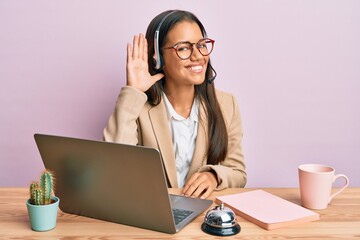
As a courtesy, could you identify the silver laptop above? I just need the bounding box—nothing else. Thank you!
[34,133,212,234]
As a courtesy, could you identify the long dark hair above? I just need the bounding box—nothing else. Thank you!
[145,10,228,165]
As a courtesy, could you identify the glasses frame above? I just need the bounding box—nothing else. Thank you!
[163,38,215,60]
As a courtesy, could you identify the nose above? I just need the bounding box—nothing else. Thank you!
[189,44,203,61]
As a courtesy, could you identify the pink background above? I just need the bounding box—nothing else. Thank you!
[1,1,359,187]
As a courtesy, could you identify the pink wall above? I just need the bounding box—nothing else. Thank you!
[1,1,359,187]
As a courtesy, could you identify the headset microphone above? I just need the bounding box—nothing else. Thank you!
[207,64,217,84]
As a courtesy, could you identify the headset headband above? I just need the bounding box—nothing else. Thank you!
[153,10,178,70]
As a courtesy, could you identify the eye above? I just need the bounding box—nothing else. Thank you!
[177,43,191,52]
[198,43,206,49]
[178,46,190,52]
[197,40,208,49]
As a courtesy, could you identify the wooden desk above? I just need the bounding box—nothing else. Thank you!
[1,188,359,239]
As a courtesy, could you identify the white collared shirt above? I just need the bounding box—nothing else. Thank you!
[162,92,199,188]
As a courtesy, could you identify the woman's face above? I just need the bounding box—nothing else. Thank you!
[162,21,208,87]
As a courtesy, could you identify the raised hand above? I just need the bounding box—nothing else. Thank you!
[126,33,164,92]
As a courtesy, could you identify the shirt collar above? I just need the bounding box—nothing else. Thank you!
[162,92,199,122]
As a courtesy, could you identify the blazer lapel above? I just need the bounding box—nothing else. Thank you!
[148,101,178,188]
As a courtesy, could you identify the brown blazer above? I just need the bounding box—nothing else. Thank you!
[103,86,247,189]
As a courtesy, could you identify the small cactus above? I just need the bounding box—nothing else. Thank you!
[29,169,56,205]
[40,170,55,204]
[32,187,43,205]
[29,181,39,199]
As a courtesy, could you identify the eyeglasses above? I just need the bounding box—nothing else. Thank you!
[163,38,215,60]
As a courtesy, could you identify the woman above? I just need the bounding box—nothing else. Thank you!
[103,10,246,199]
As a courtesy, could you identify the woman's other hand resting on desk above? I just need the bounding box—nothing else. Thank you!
[182,172,218,199]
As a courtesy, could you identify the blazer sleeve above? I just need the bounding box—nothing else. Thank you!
[198,93,247,189]
[103,86,147,145]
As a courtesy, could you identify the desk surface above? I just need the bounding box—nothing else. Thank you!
[1,188,359,239]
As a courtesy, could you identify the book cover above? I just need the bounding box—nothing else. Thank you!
[215,189,319,230]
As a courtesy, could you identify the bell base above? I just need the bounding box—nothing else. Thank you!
[201,223,241,236]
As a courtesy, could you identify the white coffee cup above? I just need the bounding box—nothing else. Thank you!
[298,164,349,210]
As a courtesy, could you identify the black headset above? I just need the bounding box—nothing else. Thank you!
[152,10,217,83]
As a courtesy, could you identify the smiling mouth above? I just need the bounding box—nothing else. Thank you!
[188,65,203,72]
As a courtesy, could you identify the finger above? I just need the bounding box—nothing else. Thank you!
[190,181,207,198]
[183,183,199,198]
[143,36,148,62]
[127,43,132,63]
[187,173,217,198]
[182,182,197,197]
[138,33,144,60]
[199,186,213,199]
[149,73,164,84]
[132,35,139,59]
[182,173,199,195]
[183,175,207,197]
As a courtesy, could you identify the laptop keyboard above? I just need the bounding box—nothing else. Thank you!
[172,208,193,225]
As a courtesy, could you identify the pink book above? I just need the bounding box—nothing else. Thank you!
[215,189,319,230]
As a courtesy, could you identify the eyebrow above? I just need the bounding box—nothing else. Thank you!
[170,38,206,46]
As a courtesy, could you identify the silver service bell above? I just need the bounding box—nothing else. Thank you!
[201,202,241,236]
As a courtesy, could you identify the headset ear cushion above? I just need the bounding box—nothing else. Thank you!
[159,54,163,69]
[152,57,158,68]
[153,54,163,70]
